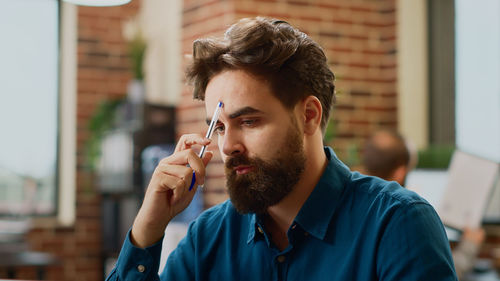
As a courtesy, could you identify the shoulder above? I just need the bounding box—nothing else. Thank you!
[349,171,429,207]
[322,147,428,209]
[342,171,441,227]
[346,175,452,259]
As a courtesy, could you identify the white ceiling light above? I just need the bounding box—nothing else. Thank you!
[62,0,131,6]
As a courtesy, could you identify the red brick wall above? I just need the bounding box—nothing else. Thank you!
[24,2,141,281]
[179,0,397,207]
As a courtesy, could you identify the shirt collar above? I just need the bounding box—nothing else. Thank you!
[247,146,351,243]
[247,213,258,243]
[294,146,350,240]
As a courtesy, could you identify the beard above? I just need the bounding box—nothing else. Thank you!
[224,122,306,215]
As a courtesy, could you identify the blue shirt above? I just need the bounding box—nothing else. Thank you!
[107,147,457,281]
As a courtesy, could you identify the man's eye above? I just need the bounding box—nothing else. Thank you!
[241,119,257,126]
[214,125,225,135]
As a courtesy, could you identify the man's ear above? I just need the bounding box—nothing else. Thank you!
[300,96,322,135]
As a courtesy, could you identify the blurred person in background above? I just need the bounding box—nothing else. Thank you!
[362,129,485,280]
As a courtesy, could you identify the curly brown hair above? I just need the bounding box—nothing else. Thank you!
[186,17,336,132]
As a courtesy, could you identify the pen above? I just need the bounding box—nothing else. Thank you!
[189,101,223,191]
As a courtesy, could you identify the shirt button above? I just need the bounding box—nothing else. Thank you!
[277,255,286,263]
[291,224,297,229]
[137,264,146,273]
[257,226,264,234]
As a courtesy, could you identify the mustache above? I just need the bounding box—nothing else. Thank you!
[225,155,253,169]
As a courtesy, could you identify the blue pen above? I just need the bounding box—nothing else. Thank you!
[189,101,223,191]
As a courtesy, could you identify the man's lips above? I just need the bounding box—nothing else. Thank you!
[234,165,253,175]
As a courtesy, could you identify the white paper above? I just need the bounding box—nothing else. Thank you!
[437,151,499,229]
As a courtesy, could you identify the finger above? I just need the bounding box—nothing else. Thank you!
[156,163,196,190]
[174,149,210,187]
[188,151,215,187]
[160,149,198,166]
[196,151,214,188]
[201,150,214,167]
[156,162,193,179]
[175,134,211,152]
[157,149,214,187]
[158,150,208,187]
[154,173,189,201]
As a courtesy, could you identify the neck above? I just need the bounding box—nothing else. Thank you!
[264,138,327,248]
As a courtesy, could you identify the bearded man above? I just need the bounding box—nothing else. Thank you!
[107,17,457,281]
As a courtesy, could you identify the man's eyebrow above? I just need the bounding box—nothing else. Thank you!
[205,106,262,125]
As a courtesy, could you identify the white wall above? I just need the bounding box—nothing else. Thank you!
[397,0,429,149]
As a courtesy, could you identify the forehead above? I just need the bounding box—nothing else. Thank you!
[204,70,282,116]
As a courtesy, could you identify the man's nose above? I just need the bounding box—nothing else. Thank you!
[221,128,245,157]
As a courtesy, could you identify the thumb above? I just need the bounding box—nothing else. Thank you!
[202,151,214,166]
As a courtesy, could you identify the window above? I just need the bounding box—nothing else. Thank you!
[399,0,500,233]
[455,0,500,163]
[0,0,60,216]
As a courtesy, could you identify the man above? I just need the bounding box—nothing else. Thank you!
[361,129,416,186]
[107,17,457,280]
[361,129,484,280]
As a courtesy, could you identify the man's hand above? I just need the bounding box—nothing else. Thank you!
[462,227,485,247]
[130,134,214,248]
